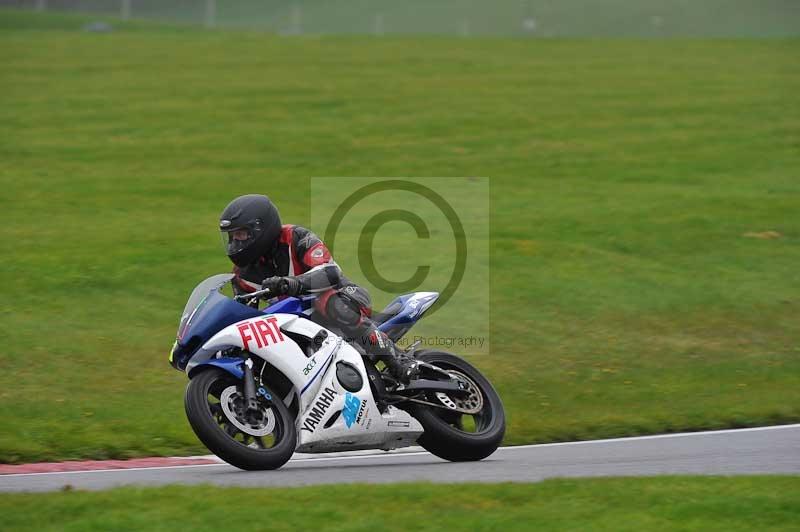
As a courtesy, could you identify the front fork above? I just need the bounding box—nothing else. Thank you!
[242,358,259,411]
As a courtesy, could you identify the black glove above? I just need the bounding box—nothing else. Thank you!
[261,276,302,297]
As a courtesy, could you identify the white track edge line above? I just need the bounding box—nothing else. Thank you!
[497,423,800,450]
[2,423,797,478]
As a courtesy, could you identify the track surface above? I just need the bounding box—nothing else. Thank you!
[2,425,798,492]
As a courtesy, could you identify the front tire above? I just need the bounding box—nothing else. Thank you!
[411,351,505,462]
[184,368,296,471]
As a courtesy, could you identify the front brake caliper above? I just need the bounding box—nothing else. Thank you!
[257,387,272,401]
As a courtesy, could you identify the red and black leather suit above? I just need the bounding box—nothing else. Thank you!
[231,224,386,357]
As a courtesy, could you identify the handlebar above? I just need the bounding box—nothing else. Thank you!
[234,287,273,303]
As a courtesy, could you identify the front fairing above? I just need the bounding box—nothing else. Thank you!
[169,275,264,371]
[176,274,235,340]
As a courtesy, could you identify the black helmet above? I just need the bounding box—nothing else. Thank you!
[219,194,282,267]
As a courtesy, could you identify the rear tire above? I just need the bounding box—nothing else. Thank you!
[185,368,296,471]
[411,351,505,462]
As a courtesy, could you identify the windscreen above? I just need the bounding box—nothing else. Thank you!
[177,274,234,339]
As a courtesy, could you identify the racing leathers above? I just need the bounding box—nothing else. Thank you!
[231,224,416,382]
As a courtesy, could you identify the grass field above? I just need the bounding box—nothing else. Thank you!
[11,1,800,37]
[1,9,799,462]
[1,477,799,531]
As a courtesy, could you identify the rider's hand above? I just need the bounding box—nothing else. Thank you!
[261,276,302,297]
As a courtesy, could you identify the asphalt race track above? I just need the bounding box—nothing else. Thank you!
[2,425,798,492]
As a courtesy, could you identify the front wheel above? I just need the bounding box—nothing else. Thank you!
[411,351,505,462]
[184,368,296,470]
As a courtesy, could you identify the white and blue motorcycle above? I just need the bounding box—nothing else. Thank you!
[169,273,505,470]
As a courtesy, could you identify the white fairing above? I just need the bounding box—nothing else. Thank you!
[199,313,423,453]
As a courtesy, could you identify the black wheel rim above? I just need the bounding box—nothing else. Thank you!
[205,376,285,451]
[424,361,496,436]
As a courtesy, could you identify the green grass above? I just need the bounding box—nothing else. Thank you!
[10,0,800,36]
[1,478,799,531]
[1,10,799,462]
[0,7,189,32]
[215,0,800,37]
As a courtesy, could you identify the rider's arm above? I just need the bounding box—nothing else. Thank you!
[289,226,343,294]
[262,226,344,296]
[294,264,342,293]
[262,263,341,297]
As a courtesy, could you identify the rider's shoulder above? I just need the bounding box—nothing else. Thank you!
[288,225,324,247]
[278,224,296,245]
[288,225,332,267]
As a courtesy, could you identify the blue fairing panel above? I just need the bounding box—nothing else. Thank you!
[173,294,315,371]
[180,292,264,346]
[172,293,263,371]
[262,295,316,316]
[188,357,244,379]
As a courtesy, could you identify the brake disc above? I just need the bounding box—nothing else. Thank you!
[219,385,276,437]
[435,370,484,414]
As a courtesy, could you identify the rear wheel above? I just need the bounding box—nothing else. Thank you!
[410,351,505,462]
[184,368,296,470]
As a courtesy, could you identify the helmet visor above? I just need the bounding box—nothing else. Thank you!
[220,221,263,258]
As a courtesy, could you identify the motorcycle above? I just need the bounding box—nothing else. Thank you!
[169,273,505,470]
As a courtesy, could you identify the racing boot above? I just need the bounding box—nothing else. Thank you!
[367,329,419,384]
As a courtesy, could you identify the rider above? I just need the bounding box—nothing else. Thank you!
[219,194,418,382]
